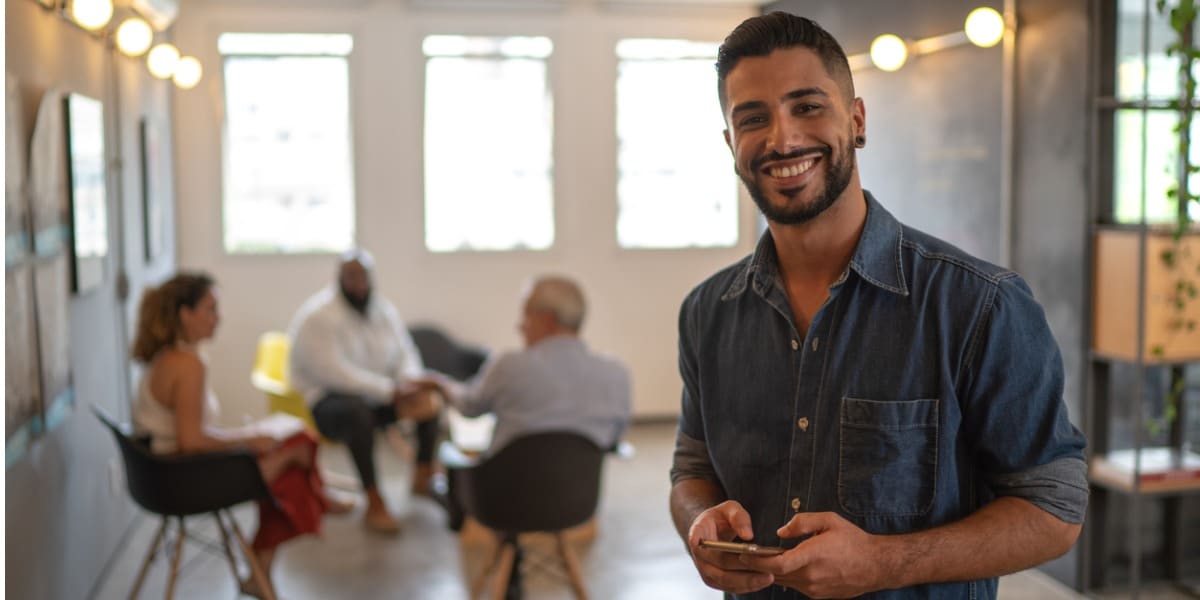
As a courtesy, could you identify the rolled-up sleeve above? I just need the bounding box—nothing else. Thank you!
[961,275,1089,523]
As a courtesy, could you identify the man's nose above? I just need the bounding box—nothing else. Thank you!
[765,114,805,155]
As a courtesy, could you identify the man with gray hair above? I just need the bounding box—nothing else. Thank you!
[438,275,632,457]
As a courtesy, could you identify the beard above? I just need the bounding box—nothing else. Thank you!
[739,132,855,226]
[340,286,371,316]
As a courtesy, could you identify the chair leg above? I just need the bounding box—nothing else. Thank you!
[555,532,588,600]
[128,517,169,600]
[212,512,242,586]
[488,542,518,600]
[225,510,278,600]
[164,518,187,600]
[471,540,505,599]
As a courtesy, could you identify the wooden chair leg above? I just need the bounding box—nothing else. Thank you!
[488,543,517,600]
[164,518,187,600]
[128,517,168,600]
[471,540,505,599]
[212,512,242,586]
[556,532,588,600]
[226,510,278,600]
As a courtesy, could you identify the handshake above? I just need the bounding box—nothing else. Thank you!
[392,377,446,421]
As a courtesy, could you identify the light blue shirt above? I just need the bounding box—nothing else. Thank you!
[455,335,632,455]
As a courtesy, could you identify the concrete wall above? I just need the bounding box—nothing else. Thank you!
[5,0,179,597]
[171,1,759,425]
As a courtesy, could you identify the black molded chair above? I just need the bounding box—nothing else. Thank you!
[409,324,488,380]
[93,406,278,600]
[451,431,605,600]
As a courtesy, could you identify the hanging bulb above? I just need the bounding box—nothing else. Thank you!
[965,7,1005,48]
[71,0,113,31]
[870,34,908,72]
[147,43,180,79]
[173,57,203,89]
[116,17,153,57]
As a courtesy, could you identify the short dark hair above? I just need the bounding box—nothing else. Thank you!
[716,12,855,115]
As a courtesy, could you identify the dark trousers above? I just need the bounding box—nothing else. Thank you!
[311,392,439,490]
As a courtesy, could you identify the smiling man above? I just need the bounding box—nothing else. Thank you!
[669,12,1088,599]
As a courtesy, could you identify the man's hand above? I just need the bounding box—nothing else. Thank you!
[739,512,893,599]
[392,385,441,420]
[686,500,776,594]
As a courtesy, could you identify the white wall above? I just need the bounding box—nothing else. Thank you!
[173,1,760,423]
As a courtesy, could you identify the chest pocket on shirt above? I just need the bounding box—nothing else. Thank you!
[838,397,938,518]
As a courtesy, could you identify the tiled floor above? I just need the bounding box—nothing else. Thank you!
[90,422,1190,599]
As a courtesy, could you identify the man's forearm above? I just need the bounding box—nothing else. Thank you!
[670,478,727,543]
[878,496,1081,589]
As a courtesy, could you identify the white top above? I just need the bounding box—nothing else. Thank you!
[287,285,424,405]
[453,335,632,455]
[132,369,220,455]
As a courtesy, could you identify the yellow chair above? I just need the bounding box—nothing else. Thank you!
[251,331,318,433]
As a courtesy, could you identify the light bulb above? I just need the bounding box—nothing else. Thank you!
[870,34,908,72]
[965,7,1005,48]
[71,0,113,31]
[147,43,180,79]
[173,57,203,89]
[116,18,153,57]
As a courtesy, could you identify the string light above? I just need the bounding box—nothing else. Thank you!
[115,17,153,57]
[147,43,180,79]
[172,57,203,89]
[965,7,1005,48]
[869,34,908,72]
[70,0,113,31]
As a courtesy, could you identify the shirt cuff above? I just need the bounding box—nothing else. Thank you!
[988,456,1090,524]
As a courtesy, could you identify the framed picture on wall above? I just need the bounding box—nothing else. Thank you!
[139,117,167,263]
[30,90,68,259]
[63,93,108,294]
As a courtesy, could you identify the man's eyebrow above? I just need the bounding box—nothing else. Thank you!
[729,100,766,118]
[783,87,828,101]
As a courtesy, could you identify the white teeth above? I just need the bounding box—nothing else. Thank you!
[768,158,815,178]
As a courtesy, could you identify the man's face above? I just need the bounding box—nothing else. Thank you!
[518,296,553,348]
[339,260,372,312]
[722,46,864,225]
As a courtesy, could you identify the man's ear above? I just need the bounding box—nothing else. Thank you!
[852,97,866,139]
[723,129,733,153]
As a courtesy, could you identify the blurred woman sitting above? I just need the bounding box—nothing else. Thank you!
[130,272,349,599]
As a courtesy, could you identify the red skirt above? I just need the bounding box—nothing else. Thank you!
[252,432,328,551]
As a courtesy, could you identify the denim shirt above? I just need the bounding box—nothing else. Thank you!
[672,193,1088,600]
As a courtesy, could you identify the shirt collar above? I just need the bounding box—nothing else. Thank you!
[722,191,909,301]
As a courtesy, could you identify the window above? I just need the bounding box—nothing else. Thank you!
[615,39,737,249]
[219,33,355,253]
[1108,2,1200,224]
[423,35,554,252]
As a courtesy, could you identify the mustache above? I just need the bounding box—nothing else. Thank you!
[750,146,832,172]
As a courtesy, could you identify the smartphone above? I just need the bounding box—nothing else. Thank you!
[699,540,786,556]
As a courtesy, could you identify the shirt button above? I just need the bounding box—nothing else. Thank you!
[790,339,799,350]
[791,497,801,510]
[797,417,809,431]
[812,337,819,351]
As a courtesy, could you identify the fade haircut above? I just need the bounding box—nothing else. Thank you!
[716,12,855,116]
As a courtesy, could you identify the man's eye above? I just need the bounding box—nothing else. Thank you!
[796,104,820,113]
[738,115,766,127]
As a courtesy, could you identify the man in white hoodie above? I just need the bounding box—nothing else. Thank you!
[288,249,439,534]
